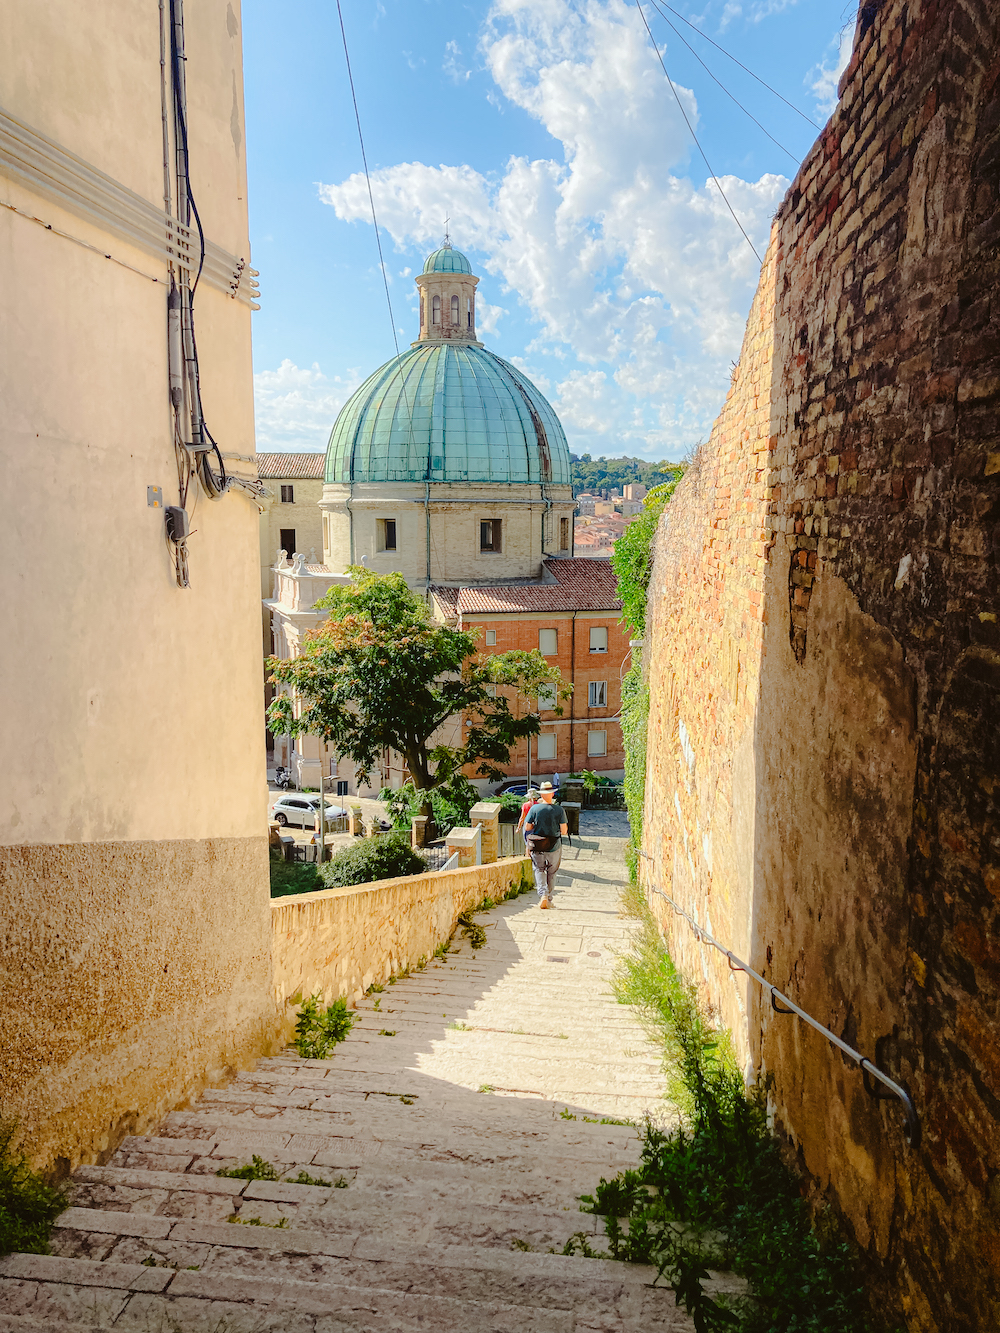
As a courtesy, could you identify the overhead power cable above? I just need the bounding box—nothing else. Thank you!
[335,0,406,368]
[635,0,762,266]
[645,0,799,164]
[652,1,820,129]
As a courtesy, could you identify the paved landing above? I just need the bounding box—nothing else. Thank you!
[0,834,699,1332]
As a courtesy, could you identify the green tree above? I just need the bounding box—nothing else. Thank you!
[611,470,685,639]
[267,568,569,815]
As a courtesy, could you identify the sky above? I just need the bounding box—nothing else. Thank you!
[242,0,857,461]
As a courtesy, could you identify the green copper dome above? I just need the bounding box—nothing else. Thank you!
[423,244,472,274]
[325,344,571,486]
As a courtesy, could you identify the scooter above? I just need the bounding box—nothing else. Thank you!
[273,765,293,790]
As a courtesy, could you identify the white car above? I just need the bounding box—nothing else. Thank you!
[269,794,348,828]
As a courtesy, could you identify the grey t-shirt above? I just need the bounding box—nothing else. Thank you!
[525,802,565,843]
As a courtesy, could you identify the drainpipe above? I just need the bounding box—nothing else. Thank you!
[346,480,355,567]
[424,477,432,597]
[569,610,578,775]
[540,481,552,558]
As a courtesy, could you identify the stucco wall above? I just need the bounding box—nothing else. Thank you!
[0,0,277,1168]
[641,1,1000,1327]
[271,857,533,1034]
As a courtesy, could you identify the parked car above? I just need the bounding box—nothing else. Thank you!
[493,779,529,797]
[269,794,348,828]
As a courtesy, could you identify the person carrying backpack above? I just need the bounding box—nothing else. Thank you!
[523,781,567,909]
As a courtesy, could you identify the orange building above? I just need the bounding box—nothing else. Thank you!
[431,558,629,787]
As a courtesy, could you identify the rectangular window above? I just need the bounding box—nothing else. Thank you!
[538,628,558,656]
[484,628,497,646]
[480,518,502,551]
[589,626,608,653]
[536,733,556,761]
[587,729,607,757]
[538,683,557,710]
[378,518,397,552]
[279,528,296,556]
[280,484,294,503]
[588,680,607,708]
[560,516,569,550]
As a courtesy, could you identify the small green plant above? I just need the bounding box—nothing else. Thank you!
[294,993,356,1060]
[0,1123,70,1257]
[287,1171,332,1187]
[378,1029,397,1037]
[416,955,427,970]
[456,911,488,949]
[269,856,322,899]
[448,1020,470,1031]
[511,1238,534,1252]
[227,1215,289,1228]
[559,1107,577,1120]
[372,998,381,1012]
[433,941,450,959]
[367,982,385,995]
[478,1084,495,1094]
[555,1033,569,1039]
[399,1096,415,1106]
[550,1231,604,1258]
[216,1155,279,1182]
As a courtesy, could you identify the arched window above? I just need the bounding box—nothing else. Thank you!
[467,297,472,329]
[432,295,440,325]
[419,294,424,329]
[451,294,459,325]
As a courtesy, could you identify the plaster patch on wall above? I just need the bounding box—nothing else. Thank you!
[894,553,912,590]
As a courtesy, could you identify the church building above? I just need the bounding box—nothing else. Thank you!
[267,243,627,792]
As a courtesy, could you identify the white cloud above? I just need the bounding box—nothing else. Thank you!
[476,298,508,337]
[254,360,362,451]
[810,25,853,118]
[318,0,789,453]
[443,40,472,83]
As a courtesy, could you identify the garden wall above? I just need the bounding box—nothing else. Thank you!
[271,857,532,1035]
[641,0,1000,1327]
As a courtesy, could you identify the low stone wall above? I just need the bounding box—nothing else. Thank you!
[270,856,532,1034]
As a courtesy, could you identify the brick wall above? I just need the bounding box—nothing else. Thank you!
[642,1,1000,1327]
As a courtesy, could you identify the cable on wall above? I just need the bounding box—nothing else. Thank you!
[635,0,762,267]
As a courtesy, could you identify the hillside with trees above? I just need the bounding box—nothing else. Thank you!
[569,453,683,496]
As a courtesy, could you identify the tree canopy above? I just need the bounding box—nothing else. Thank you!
[267,569,569,802]
[570,453,682,498]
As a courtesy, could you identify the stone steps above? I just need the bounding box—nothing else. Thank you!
[0,833,703,1330]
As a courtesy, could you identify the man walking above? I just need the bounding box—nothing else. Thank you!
[523,781,567,909]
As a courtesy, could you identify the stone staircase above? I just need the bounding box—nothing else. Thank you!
[0,833,704,1331]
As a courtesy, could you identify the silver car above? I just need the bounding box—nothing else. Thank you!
[269,794,348,828]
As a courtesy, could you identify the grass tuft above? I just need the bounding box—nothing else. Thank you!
[0,1124,70,1257]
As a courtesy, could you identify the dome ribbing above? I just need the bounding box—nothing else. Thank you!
[324,344,570,486]
[423,245,472,274]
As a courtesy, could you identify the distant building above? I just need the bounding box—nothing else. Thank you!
[257,453,326,599]
[623,483,647,501]
[621,499,643,516]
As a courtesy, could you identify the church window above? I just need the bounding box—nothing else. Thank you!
[467,297,472,329]
[377,519,397,552]
[539,628,557,656]
[432,295,441,325]
[480,518,502,552]
[280,484,294,503]
[279,528,296,556]
[451,294,459,325]
[560,516,569,550]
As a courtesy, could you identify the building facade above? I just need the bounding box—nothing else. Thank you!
[1,0,277,1169]
[257,452,326,597]
[267,244,626,790]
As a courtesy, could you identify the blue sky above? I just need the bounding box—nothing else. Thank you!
[243,0,856,460]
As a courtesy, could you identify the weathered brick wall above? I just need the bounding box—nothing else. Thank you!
[642,1,1000,1326]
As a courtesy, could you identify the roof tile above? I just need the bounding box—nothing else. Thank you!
[256,452,326,479]
[431,558,620,617]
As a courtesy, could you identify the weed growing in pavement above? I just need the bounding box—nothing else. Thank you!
[448,1020,470,1031]
[367,982,385,994]
[574,892,895,1333]
[580,1115,634,1127]
[141,1255,202,1271]
[333,1176,350,1188]
[478,1084,495,1094]
[287,1171,332,1187]
[227,1215,289,1228]
[377,1029,397,1037]
[511,1238,534,1252]
[372,998,381,1012]
[216,1155,279,1182]
[550,1231,605,1259]
[433,941,450,959]
[555,1033,569,1039]
[559,1108,577,1120]
[293,993,356,1059]
[455,911,487,949]
[0,1122,69,1256]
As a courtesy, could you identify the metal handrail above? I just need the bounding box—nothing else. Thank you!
[638,852,920,1148]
